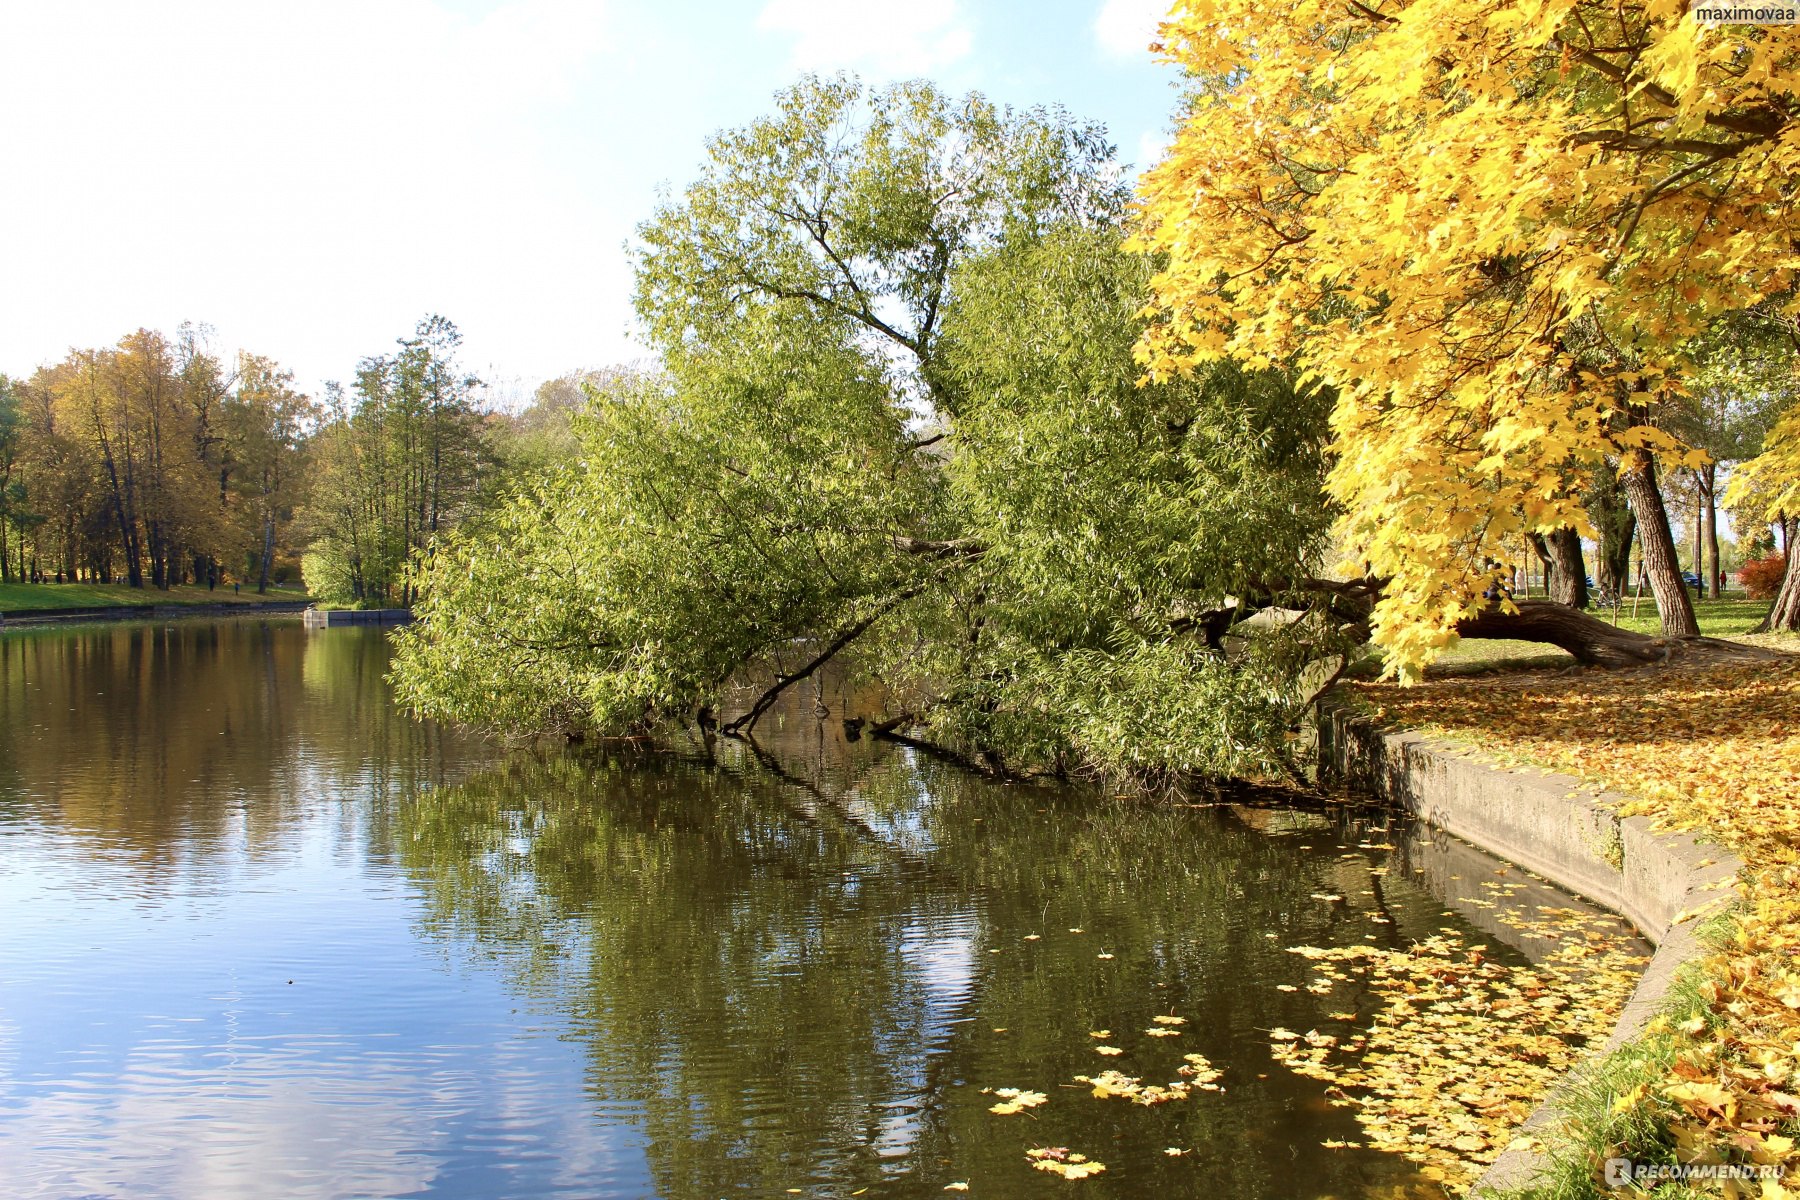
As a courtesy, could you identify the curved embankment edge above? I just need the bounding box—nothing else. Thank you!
[1318,703,1744,1195]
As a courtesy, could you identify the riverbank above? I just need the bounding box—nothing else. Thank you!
[0,581,312,615]
[0,582,313,626]
[1338,651,1800,1196]
[0,582,313,629]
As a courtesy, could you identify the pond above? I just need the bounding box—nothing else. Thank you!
[0,621,1640,1199]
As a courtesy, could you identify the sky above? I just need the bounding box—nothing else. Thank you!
[0,0,1186,408]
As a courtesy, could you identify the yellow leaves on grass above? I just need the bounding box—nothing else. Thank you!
[1359,658,1800,1182]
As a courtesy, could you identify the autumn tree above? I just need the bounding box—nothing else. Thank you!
[1134,0,1799,675]
[2,328,313,591]
[0,375,35,581]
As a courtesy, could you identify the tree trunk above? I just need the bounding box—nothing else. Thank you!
[1545,527,1589,609]
[1702,463,1720,599]
[1620,448,1700,637]
[1459,599,1776,666]
[258,514,275,594]
[1692,477,1705,589]
[1527,533,1554,597]
[1753,546,1800,633]
[1586,461,1636,600]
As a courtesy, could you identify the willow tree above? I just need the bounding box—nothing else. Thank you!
[395,77,1348,782]
[1134,0,1798,675]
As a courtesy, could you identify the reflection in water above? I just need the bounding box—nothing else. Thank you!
[0,623,1635,1198]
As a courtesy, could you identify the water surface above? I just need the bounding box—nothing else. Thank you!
[0,621,1627,1198]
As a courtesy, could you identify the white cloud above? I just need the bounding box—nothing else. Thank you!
[756,0,973,78]
[1093,0,1171,60]
[1135,129,1173,171]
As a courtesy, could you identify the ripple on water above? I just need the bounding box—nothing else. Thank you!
[0,625,1643,1199]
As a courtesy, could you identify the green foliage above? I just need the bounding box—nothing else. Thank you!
[393,331,940,734]
[302,315,490,606]
[631,73,1126,418]
[395,76,1342,782]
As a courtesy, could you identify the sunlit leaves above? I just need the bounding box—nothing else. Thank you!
[1361,659,1800,1181]
[986,1088,1048,1114]
[1136,0,1800,674]
[1026,1147,1108,1179]
[1267,924,1646,1185]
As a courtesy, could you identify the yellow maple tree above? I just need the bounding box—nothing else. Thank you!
[1133,0,1799,674]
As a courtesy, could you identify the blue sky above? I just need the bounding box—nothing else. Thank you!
[0,0,1184,405]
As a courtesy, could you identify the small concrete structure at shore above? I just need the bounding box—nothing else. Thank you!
[301,607,414,628]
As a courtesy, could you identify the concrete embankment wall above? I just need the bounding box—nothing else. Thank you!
[300,608,413,627]
[1318,702,1743,1194]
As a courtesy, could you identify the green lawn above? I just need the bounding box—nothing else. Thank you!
[1420,593,1780,676]
[0,581,312,614]
[1340,593,1786,679]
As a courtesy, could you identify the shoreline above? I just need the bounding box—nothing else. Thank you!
[0,599,314,627]
[1318,700,1743,1196]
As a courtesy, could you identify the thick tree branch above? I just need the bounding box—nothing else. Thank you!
[1454,598,1779,666]
[723,582,929,735]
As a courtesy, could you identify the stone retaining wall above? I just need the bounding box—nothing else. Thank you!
[1319,703,1743,1194]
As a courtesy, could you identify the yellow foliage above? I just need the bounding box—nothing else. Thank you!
[1135,0,1800,675]
[1729,404,1800,521]
[1359,658,1800,1182]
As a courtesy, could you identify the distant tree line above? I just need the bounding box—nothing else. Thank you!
[0,314,566,604]
[299,316,495,606]
[0,326,311,591]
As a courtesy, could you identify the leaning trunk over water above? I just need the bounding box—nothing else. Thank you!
[1619,448,1700,637]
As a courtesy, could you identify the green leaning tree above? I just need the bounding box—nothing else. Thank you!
[391,75,1345,783]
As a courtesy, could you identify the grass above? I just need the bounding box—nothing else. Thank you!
[1499,944,1727,1200]
[1352,643,1800,1198]
[1421,594,1782,677]
[0,581,311,614]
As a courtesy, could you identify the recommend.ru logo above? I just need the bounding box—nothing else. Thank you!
[1604,1158,1786,1187]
